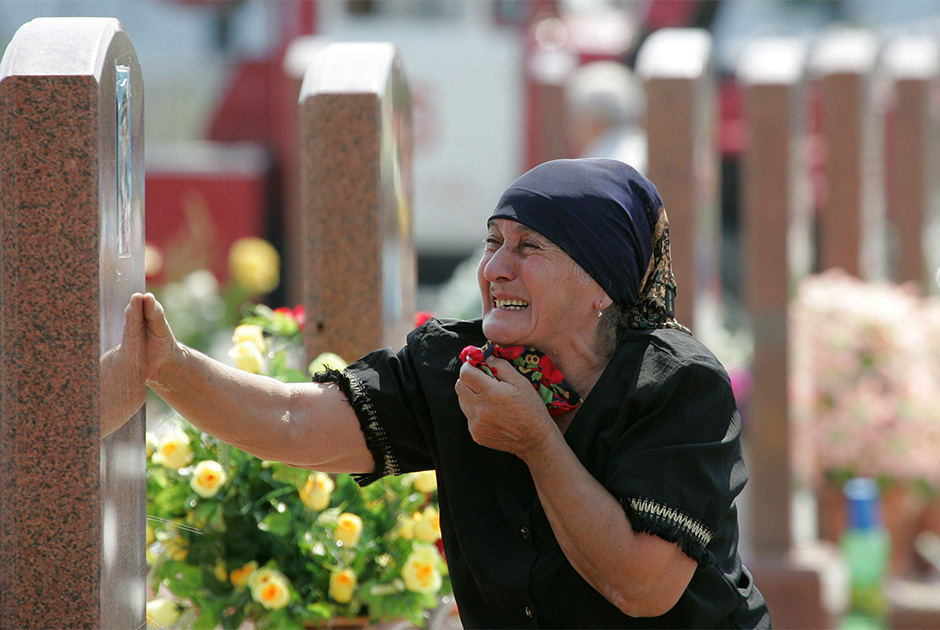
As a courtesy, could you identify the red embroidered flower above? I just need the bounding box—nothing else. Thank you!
[538,354,564,385]
[459,345,497,377]
[493,344,525,360]
[459,345,485,367]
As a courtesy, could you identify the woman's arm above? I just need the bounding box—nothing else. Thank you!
[133,292,374,473]
[455,357,696,617]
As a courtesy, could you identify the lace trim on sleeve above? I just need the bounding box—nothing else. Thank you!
[311,367,400,486]
[621,496,713,567]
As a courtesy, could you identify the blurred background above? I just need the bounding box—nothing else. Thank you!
[4,0,936,306]
[4,1,940,627]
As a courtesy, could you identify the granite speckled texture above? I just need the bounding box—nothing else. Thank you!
[300,43,415,363]
[0,18,145,629]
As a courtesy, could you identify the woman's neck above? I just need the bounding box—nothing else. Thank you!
[544,337,610,400]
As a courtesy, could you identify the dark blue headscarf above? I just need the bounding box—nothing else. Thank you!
[489,158,661,307]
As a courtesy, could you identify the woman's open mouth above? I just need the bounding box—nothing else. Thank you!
[494,298,528,311]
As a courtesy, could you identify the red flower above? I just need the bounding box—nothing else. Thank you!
[538,354,564,385]
[414,311,434,328]
[494,344,525,360]
[459,345,485,367]
[275,305,306,332]
[459,345,497,377]
[292,305,306,331]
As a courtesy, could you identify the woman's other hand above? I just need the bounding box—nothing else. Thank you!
[456,356,556,458]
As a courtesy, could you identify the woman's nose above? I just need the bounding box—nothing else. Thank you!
[482,246,515,282]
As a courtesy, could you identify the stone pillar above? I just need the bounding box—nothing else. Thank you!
[883,36,939,290]
[739,37,837,629]
[280,36,329,307]
[810,28,886,280]
[636,28,721,333]
[0,18,146,629]
[300,42,415,363]
[524,15,576,169]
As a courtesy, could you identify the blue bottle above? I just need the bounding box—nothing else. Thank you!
[840,478,891,629]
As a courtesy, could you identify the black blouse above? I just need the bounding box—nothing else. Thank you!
[318,318,770,629]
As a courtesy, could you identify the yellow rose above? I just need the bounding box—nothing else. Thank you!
[308,352,348,375]
[413,506,441,543]
[232,324,266,355]
[328,568,358,604]
[334,512,363,548]
[250,568,291,610]
[229,340,264,374]
[214,561,228,583]
[412,470,437,494]
[190,460,227,498]
[299,472,334,511]
[146,597,181,628]
[229,237,280,296]
[230,561,258,589]
[152,430,194,470]
[402,545,443,594]
[396,513,416,541]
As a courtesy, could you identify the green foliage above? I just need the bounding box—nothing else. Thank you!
[147,307,449,627]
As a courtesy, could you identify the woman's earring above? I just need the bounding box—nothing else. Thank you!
[597,310,603,319]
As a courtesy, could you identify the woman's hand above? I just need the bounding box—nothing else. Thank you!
[455,356,556,458]
[126,292,180,383]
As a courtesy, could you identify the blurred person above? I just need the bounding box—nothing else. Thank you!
[125,158,769,628]
[564,60,647,173]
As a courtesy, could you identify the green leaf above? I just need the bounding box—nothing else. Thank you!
[271,465,309,487]
[259,509,293,536]
[192,600,223,630]
[152,483,190,515]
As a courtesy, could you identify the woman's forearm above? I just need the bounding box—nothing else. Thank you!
[148,342,372,472]
[519,431,696,618]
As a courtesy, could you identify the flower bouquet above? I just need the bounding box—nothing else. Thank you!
[146,305,451,629]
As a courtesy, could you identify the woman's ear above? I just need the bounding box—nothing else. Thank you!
[592,295,613,312]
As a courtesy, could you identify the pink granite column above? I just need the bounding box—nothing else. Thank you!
[0,18,145,629]
[739,37,834,629]
[300,43,415,363]
[883,37,939,290]
[280,36,329,307]
[636,28,721,332]
[810,28,886,280]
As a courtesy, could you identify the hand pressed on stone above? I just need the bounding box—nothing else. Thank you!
[455,356,556,459]
[127,292,180,383]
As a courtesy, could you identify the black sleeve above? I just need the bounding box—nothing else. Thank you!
[311,318,483,486]
[603,354,747,566]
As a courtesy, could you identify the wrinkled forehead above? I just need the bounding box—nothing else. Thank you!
[486,218,558,246]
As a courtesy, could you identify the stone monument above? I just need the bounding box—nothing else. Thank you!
[739,37,835,629]
[810,28,886,280]
[0,18,146,629]
[636,28,721,333]
[299,42,415,363]
[883,36,940,291]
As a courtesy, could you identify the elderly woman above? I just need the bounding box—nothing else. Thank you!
[133,158,769,628]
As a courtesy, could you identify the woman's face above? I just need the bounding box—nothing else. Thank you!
[478,218,606,354]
